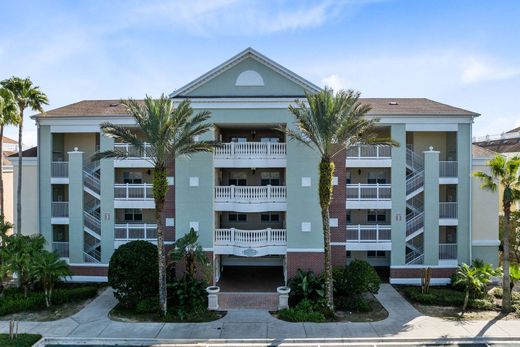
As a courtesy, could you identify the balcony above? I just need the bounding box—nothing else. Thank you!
[214,142,286,168]
[52,242,69,258]
[51,202,69,224]
[346,183,392,209]
[114,183,154,208]
[114,223,157,248]
[346,224,392,251]
[214,228,287,257]
[346,145,392,167]
[51,161,69,183]
[439,202,457,225]
[113,143,153,168]
[439,161,458,183]
[214,185,287,212]
[439,243,457,260]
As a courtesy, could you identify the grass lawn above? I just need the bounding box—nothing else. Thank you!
[109,304,225,323]
[0,334,42,347]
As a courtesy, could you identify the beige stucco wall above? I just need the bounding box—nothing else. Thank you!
[12,159,39,235]
[63,133,98,163]
[472,161,499,241]
[411,132,457,161]
[3,169,13,226]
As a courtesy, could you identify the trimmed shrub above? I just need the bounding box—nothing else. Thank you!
[168,276,207,313]
[278,299,326,322]
[489,287,503,299]
[334,260,380,298]
[469,298,495,310]
[136,296,160,314]
[403,287,465,306]
[335,295,371,312]
[108,240,159,308]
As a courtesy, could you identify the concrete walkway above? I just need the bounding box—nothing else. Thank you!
[1,284,520,340]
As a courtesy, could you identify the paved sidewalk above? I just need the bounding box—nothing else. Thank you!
[1,284,520,339]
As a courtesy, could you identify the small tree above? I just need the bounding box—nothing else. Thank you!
[32,251,71,307]
[453,262,494,315]
[474,155,520,313]
[170,228,209,279]
[0,217,13,296]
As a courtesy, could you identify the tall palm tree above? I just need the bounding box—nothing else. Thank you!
[93,94,215,316]
[0,87,20,217]
[284,88,396,309]
[0,77,48,234]
[474,155,520,313]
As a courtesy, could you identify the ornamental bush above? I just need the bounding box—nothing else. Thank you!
[108,241,159,308]
[333,260,380,298]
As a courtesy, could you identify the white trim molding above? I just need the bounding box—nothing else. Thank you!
[286,248,324,253]
[472,240,500,247]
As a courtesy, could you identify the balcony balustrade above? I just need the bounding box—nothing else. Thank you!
[114,223,158,240]
[346,145,391,159]
[439,243,457,260]
[114,143,153,159]
[346,183,391,200]
[51,201,69,218]
[346,224,391,243]
[439,202,457,219]
[114,183,153,200]
[214,185,286,203]
[439,161,458,178]
[214,228,286,247]
[51,161,68,178]
[214,142,286,159]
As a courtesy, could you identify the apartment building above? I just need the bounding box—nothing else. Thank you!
[15,48,498,284]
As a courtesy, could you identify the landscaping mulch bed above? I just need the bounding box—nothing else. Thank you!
[0,334,42,347]
[109,305,226,323]
[335,293,388,322]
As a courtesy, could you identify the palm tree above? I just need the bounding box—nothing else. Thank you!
[453,263,491,315]
[0,77,48,234]
[170,228,209,279]
[93,94,215,316]
[474,155,520,313]
[32,250,71,307]
[0,88,20,217]
[283,88,396,309]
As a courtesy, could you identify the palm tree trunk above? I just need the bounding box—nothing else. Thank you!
[16,110,23,234]
[319,158,334,310]
[0,124,4,217]
[153,167,168,316]
[503,204,512,313]
[462,289,469,315]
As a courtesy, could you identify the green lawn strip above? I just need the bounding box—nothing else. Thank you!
[109,304,225,323]
[0,334,42,347]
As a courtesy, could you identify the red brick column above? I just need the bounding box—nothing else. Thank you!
[287,252,324,278]
[330,145,347,267]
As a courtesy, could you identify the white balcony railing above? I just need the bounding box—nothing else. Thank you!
[214,185,286,202]
[346,225,391,242]
[439,161,457,178]
[52,242,69,258]
[114,143,153,159]
[214,228,286,247]
[439,243,457,260]
[114,183,153,200]
[51,202,69,218]
[51,161,68,178]
[114,223,158,240]
[346,183,391,200]
[214,142,286,159]
[439,202,457,219]
[346,145,391,159]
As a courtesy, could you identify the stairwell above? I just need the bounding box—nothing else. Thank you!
[405,147,425,265]
[82,161,102,263]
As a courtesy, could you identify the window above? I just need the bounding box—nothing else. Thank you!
[261,172,280,186]
[367,251,386,257]
[123,171,143,184]
[228,213,247,222]
[231,137,247,143]
[229,172,247,186]
[124,209,143,222]
[260,137,279,143]
[367,172,386,184]
[367,210,386,223]
[261,213,280,223]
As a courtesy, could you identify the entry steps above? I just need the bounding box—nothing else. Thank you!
[218,292,278,310]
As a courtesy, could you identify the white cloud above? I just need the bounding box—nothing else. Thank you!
[461,57,520,84]
[321,74,346,91]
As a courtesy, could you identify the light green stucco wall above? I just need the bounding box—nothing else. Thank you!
[390,124,406,265]
[39,125,52,249]
[185,58,306,97]
[423,150,440,265]
[457,123,471,264]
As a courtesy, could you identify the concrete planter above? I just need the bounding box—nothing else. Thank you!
[277,286,291,310]
[206,286,220,310]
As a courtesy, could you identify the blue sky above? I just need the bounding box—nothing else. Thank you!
[1,0,519,146]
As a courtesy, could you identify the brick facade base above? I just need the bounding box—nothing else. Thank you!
[331,245,347,267]
[287,252,324,278]
[70,265,108,277]
[390,267,456,284]
[174,251,214,281]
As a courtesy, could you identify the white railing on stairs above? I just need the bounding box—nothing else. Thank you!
[214,142,286,158]
[346,225,391,242]
[84,211,101,235]
[406,212,424,237]
[346,183,391,200]
[406,171,424,196]
[214,185,286,202]
[406,147,424,171]
[214,228,286,247]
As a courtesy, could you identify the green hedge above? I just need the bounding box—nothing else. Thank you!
[402,287,495,309]
[0,334,42,347]
[0,286,98,316]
